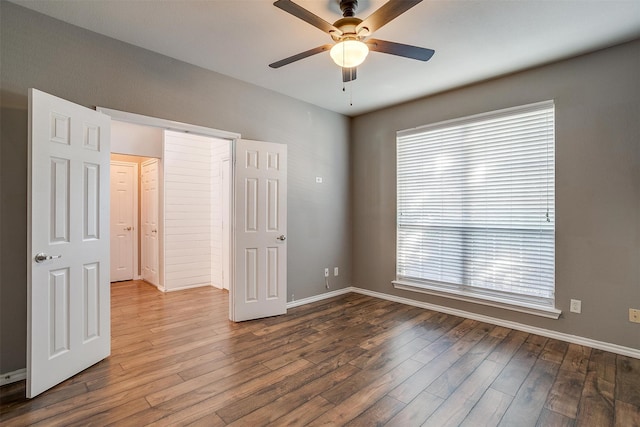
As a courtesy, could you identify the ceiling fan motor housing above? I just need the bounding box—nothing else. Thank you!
[339,0,358,17]
[331,17,365,41]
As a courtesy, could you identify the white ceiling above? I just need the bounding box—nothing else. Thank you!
[12,0,640,116]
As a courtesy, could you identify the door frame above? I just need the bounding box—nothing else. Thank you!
[109,160,139,282]
[221,157,231,291]
[97,107,239,305]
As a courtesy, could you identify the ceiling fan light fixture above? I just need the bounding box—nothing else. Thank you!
[330,39,369,68]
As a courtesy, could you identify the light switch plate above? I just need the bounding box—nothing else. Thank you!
[570,299,581,314]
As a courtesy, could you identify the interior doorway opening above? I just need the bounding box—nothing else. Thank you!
[109,120,232,294]
[109,154,160,286]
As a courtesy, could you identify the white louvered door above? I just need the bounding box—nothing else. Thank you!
[232,139,287,321]
[28,89,111,398]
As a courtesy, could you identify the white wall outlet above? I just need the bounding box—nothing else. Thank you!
[629,308,640,323]
[291,294,295,302]
[334,267,339,276]
[570,299,582,314]
[324,268,329,277]
[316,177,323,183]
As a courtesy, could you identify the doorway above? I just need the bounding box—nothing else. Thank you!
[108,122,232,293]
[99,106,288,322]
[109,154,160,286]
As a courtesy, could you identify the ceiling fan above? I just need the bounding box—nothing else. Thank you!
[269,0,435,82]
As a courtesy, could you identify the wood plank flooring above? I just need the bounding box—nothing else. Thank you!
[1,280,639,426]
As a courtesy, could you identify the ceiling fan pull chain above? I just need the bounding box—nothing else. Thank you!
[350,81,353,107]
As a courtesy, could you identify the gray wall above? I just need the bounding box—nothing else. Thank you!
[351,39,640,350]
[0,2,351,373]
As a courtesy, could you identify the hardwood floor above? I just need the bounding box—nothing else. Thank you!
[1,280,639,426]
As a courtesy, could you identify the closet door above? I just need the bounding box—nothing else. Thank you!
[141,159,160,287]
[110,161,137,282]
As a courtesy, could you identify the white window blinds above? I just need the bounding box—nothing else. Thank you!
[396,101,555,309]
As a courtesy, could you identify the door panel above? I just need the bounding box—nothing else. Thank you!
[110,161,137,281]
[141,159,160,287]
[28,89,111,398]
[232,139,287,321]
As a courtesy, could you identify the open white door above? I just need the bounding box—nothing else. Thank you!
[141,159,160,287]
[28,89,111,398]
[232,139,287,321]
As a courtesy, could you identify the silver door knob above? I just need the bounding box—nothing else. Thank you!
[276,235,286,241]
[35,253,62,263]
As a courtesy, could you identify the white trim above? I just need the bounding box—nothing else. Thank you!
[1,368,27,386]
[350,287,640,359]
[286,287,353,309]
[392,280,561,319]
[163,283,213,292]
[96,107,241,140]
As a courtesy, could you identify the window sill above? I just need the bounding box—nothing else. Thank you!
[392,280,562,319]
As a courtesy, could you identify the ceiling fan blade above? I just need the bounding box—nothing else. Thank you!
[356,0,423,35]
[269,44,333,68]
[366,38,435,61]
[342,67,357,82]
[274,0,341,35]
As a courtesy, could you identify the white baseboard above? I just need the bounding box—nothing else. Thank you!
[163,283,212,292]
[286,287,353,309]
[350,286,640,359]
[1,368,26,386]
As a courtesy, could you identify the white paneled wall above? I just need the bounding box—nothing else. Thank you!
[163,131,228,291]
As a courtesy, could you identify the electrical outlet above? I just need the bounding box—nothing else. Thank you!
[630,308,640,323]
[324,268,329,277]
[570,299,582,314]
[291,294,295,302]
[334,267,339,276]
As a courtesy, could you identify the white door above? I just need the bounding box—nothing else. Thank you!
[28,89,111,398]
[141,159,160,287]
[110,161,137,282]
[222,158,230,291]
[232,139,287,321]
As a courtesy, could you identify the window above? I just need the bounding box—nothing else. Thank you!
[395,101,557,317]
